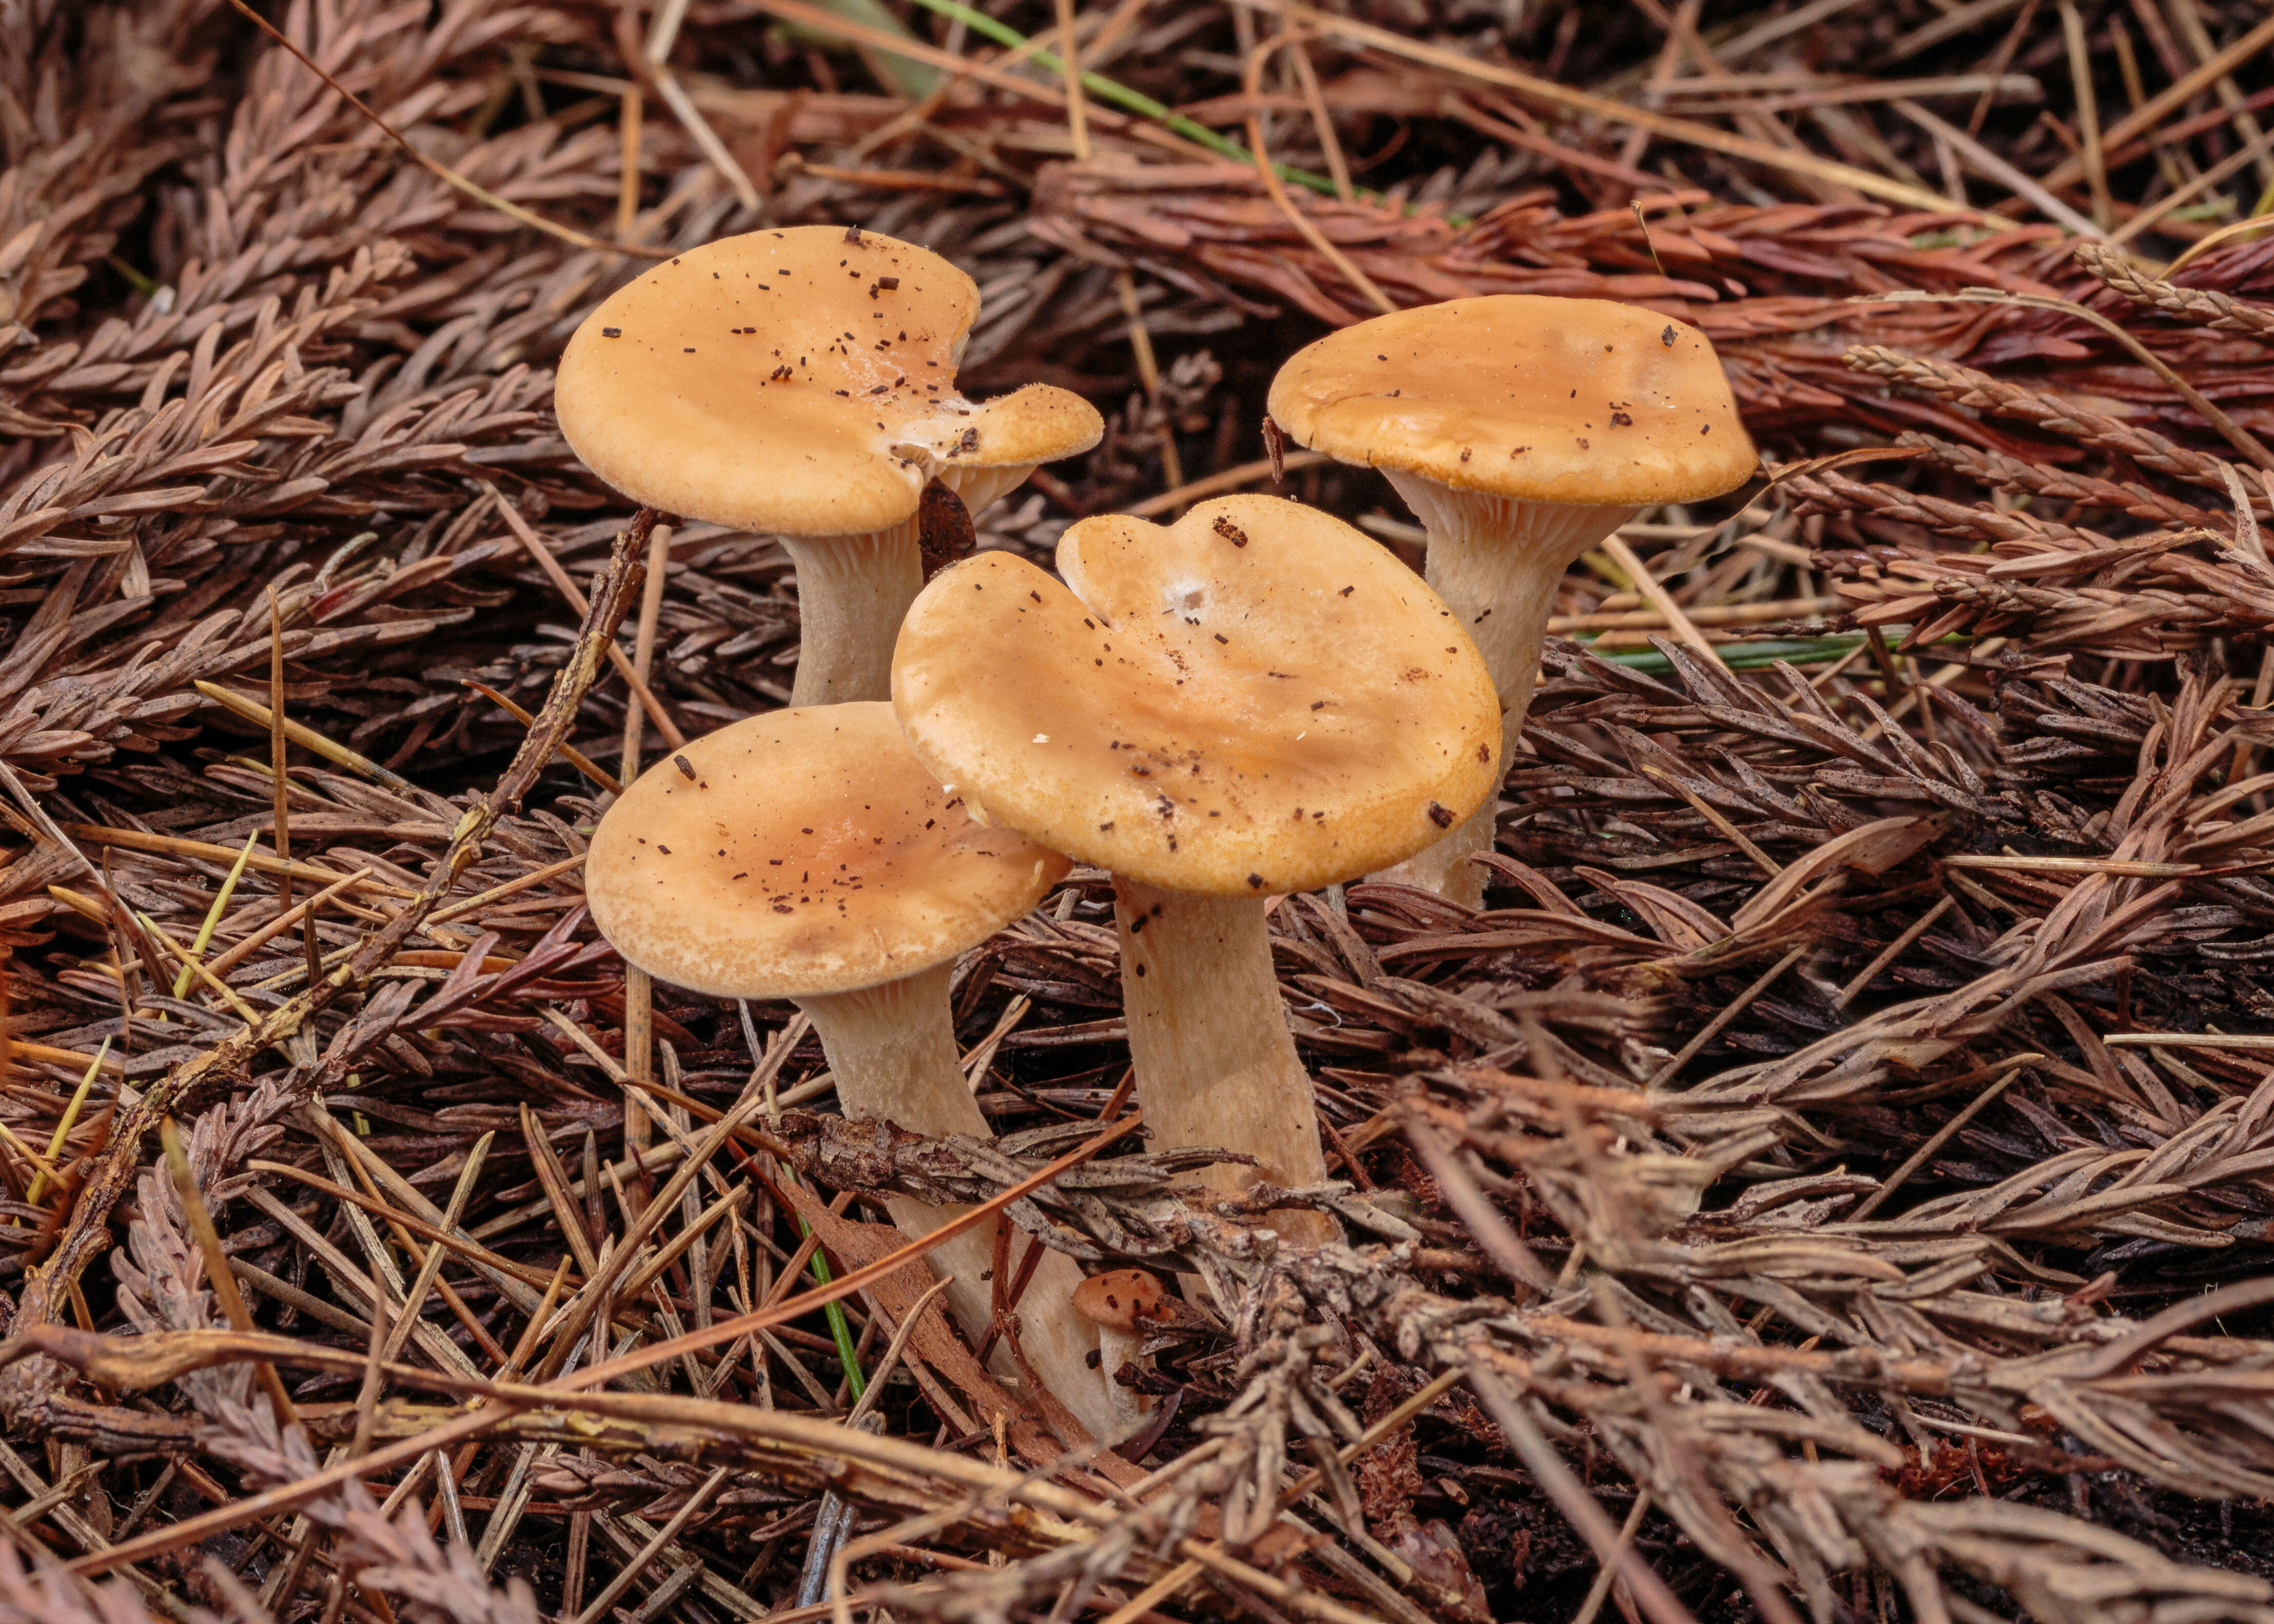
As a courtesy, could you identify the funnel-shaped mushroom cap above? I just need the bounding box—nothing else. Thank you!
[892,494,1501,896]
[1268,296,1756,507]
[586,704,1070,1000]
[557,227,1102,537]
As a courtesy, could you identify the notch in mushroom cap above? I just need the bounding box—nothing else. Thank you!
[557,227,1103,705]
[1267,296,1758,904]
[584,703,1125,1440]
[893,494,1501,1247]
[892,493,1502,897]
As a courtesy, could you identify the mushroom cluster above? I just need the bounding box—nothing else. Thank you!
[565,258,1758,1440]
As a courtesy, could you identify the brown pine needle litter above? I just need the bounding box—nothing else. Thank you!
[10,3,2274,1623]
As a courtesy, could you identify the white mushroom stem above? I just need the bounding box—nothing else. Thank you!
[780,518,923,706]
[1095,1325,1154,1431]
[1112,879,1335,1247]
[1370,476,1639,908]
[792,962,1120,1439]
[778,469,1036,707]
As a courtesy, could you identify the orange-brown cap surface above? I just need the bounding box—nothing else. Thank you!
[557,227,1101,537]
[585,703,1070,999]
[1267,296,1756,507]
[891,494,1501,896]
[1071,1270,1168,1333]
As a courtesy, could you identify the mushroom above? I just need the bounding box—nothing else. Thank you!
[557,227,1103,705]
[892,494,1501,1246]
[583,702,1122,1439]
[1072,1269,1169,1432]
[1268,296,1757,904]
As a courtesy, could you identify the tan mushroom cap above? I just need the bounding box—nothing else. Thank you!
[556,227,1102,537]
[892,494,1502,897]
[1071,1270,1168,1334]
[903,382,1104,472]
[1267,296,1757,507]
[585,703,1070,1001]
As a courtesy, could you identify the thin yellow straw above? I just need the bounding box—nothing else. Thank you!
[173,832,260,1001]
[27,1037,110,1210]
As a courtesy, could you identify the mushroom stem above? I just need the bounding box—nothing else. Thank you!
[781,518,924,705]
[792,963,1120,1438]
[1095,1325,1154,1431]
[1111,879,1335,1246]
[1370,477,1638,907]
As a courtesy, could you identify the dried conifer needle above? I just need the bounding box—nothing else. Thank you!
[173,832,260,1001]
[26,1038,109,1211]
[161,1116,297,1426]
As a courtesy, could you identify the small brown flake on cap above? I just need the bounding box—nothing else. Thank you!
[675,756,697,781]
[601,327,621,338]
[1212,516,1249,547]
[845,224,863,244]
[1427,801,1454,828]
[1662,324,1678,346]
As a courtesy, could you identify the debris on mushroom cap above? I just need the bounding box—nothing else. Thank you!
[555,227,1102,538]
[891,494,1502,896]
[1071,1270,1169,1332]
[584,703,1070,1001]
[1267,295,1758,506]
